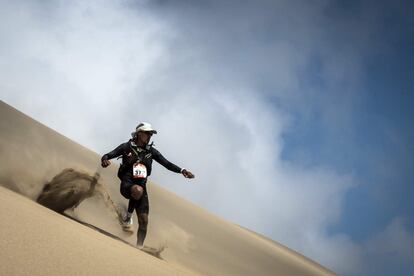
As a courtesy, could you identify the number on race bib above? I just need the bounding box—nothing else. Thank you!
[133,163,147,179]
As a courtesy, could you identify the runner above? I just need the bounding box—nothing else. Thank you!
[101,122,195,248]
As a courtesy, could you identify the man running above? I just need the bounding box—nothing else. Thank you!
[101,122,194,248]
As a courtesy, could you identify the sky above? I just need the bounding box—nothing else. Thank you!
[1,0,413,275]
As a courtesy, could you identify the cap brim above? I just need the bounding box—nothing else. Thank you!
[139,129,157,134]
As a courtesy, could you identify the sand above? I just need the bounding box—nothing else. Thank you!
[0,100,335,276]
[0,186,195,276]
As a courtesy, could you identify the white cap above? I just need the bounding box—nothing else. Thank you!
[135,122,157,134]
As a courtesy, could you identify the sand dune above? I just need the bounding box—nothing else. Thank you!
[0,186,195,276]
[0,100,335,276]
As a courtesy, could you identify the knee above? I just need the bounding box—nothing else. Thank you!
[130,185,143,200]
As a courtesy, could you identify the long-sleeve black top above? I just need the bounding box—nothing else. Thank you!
[101,140,182,179]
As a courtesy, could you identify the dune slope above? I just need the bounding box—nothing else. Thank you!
[0,100,335,276]
[0,186,195,276]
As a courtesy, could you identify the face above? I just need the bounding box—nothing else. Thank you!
[137,131,153,145]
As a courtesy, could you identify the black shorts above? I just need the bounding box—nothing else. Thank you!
[120,178,149,214]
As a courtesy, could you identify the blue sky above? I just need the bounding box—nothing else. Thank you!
[1,0,413,275]
[280,0,414,243]
[279,2,414,272]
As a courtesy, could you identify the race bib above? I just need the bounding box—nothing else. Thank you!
[132,163,147,179]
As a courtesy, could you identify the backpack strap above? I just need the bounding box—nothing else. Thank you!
[129,140,154,159]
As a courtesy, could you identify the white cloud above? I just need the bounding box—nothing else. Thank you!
[359,217,414,276]
[0,0,171,149]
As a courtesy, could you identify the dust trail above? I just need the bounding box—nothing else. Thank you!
[141,245,166,259]
[36,168,122,219]
[62,212,165,260]
[36,168,167,259]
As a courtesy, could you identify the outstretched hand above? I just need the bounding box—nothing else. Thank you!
[182,169,195,179]
[101,159,111,168]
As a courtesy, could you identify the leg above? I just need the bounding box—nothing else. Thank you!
[126,199,136,217]
[135,191,149,247]
[120,181,142,223]
[130,185,144,201]
[137,213,148,247]
[125,185,143,220]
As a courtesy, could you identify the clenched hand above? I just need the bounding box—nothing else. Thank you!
[101,159,111,168]
[182,169,195,179]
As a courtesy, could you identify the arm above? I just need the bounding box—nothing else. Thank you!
[101,143,128,168]
[152,148,195,178]
[152,148,182,173]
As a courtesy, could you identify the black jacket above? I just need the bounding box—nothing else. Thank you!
[101,140,182,180]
